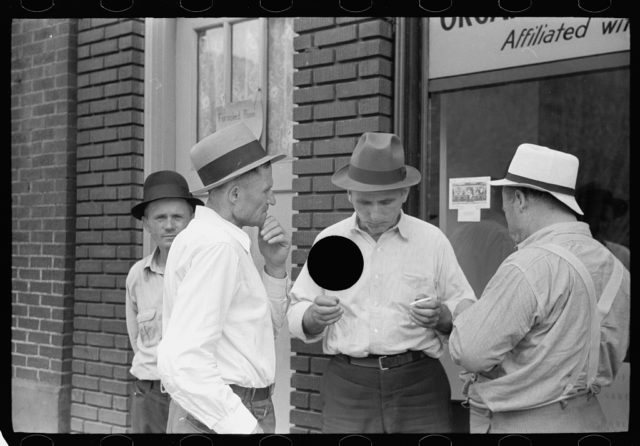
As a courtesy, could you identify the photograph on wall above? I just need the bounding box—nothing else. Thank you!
[449,176,491,209]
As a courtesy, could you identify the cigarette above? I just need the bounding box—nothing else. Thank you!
[409,297,433,306]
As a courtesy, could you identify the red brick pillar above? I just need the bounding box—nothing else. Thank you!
[11,18,78,433]
[290,17,394,433]
[71,18,145,433]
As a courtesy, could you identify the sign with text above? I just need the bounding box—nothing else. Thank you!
[214,98,264,139]
[429,17,630,79]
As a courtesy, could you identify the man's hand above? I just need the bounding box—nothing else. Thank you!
[409,293,452,334]
[258,215,290,279]
[302,295,343,336]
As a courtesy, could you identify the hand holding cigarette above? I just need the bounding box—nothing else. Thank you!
[409,293,441,328]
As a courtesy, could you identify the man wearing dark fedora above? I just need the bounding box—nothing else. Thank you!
[287,132,476,433]
[450,143,630,432]
[126,170,203,433]
[157,121,291,434]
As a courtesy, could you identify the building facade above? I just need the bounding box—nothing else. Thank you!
[11,17,629,435]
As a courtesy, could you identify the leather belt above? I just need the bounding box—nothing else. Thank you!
[230,384,273,402]
[340,351,428,371]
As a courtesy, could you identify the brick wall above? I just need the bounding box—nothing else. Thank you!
[71,18,145,433]
[290,17,394,433]
[11,18,78,433]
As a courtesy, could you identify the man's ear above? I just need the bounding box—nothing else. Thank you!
[141,216,150,232]
[513,189,527,212]
[401,187,410,203]
[227,183,240,205]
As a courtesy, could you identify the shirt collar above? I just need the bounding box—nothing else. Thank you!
[196,205,252,253]
[144,246,164,275]
[349,210,411,241]
[517,221,592,250]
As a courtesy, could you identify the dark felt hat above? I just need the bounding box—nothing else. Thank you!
[331,132,421,192]
[131,170,204,220]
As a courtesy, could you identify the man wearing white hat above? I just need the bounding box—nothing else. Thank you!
[157,121,291,434]
[449,143,630,433]
[287,132,477,433]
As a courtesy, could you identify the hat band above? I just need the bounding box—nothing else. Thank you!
[505,172,575,195]
[197,140,266,187]
[145,184,193,201]
[348,164,407,185]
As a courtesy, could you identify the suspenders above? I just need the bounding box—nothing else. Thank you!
[535,243,625,396]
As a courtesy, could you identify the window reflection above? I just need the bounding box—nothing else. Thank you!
[432,68,629,298]
[232,19,261,102]
[197,25,224,139]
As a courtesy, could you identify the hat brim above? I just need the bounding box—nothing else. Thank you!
[190,153,286,195]
[132,196,204,220]
[490,178,583,216]
[331,165,422,192]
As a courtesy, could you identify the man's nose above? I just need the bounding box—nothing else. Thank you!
[268,190,276,206]
[164,218,176,230]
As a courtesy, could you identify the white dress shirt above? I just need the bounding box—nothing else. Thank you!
[288,212,476,358]
[157,206,289,434]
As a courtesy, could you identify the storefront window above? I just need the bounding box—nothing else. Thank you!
[431,68,629,298]
[198,25,225,139]
[197,19,263,140]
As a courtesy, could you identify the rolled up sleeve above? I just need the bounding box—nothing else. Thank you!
[287,262,326,343]
[436,236,477,326]
[262,269,290,336]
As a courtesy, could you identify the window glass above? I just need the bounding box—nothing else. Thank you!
[431,68,629,297]
[197,25,224,139]
[231,19,261,103]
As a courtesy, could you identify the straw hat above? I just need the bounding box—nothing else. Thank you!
[331,132,421,191]
[190,121,285,195]
[490,143,583,215]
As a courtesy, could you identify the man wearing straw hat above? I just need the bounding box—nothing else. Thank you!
[157,121,291,434]
[126,170,203,433]
[287,132,477,433]
[450,143,630,433]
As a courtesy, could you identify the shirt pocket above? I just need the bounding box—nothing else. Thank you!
[136,309,160,348]
[402,271,438,304]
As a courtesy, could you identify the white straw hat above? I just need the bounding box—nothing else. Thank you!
[490,143,583,215]
[190,121,285,195]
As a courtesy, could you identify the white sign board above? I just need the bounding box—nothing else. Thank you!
[429,17,630,79]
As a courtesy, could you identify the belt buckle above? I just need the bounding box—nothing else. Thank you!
[378,355,390,371]
[250,387,257,401]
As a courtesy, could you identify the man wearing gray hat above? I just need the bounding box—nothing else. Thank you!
[126,170,203,433]
[157,121,291,434]
[450,143,630,433]
[287,132,476,433]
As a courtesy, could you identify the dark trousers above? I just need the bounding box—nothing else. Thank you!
[166,387,276,434]
[131,379,170,433]
[321,354,452,433]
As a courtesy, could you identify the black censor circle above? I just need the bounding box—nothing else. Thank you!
[307,235,364,291]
